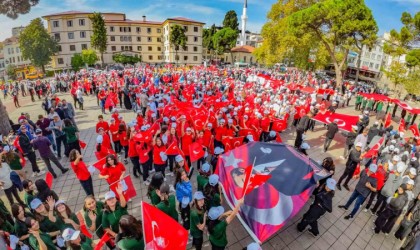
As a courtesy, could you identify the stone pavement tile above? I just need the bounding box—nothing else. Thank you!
[266,235,287,249]
[370,233,386,246]
[332,218,348,233]
[287,239,306,250]
[320,231,337,246]
[295,232,318,249]
[318,217,332,230]
[313,236,331,249]
[227,242,245,250]
[238,235,254,248]
[327,225,343,239]
[226,229,238,247]
[337,233,353,248]
[278,229,295,245]
[348,242,363,250]
[231,223,249,242]
[366,243,381,250]
[345,223,362,241]
[330,240,347,250]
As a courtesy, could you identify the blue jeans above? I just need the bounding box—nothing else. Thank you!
[46,134,57,152]
[345,190,366,217]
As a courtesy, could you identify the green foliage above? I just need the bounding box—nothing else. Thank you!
[89,12,107,64]
[403,69,420,95]
[0,0,40,19]
[170,25,187,63]
[406,49,420,68]
[223,10,239,32]
[212,27,238,55]
[384,61,407,90]
[5,64,16,80]
[71,53,84,71]
[112,54,141,64]
[203,24,217,54]
[19,18,58,73]
[81,49,98,66]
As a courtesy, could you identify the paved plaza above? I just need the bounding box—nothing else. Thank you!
[3,93,408,250]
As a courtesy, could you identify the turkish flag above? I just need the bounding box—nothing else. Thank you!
[79,140,87,149]
[399,119,406,132]
[133,131,152,143]
[241,165,272,197]
[189,142,205,163]
[109,175,137,201]
[384,113,392,128]
[45,172,53,188]
[231,137,244,149]
[142,201,189,249]
[363,137,384,158]
[409,124,420,138]
[271,119,287,132]
[94,232,112,250]
[222,137,233,152]
[192,115,206,131]
[165,141,181,155]
[149,122,161,136]
[92,157,107,171]
[275,134,283,143]
[238,129,254,137]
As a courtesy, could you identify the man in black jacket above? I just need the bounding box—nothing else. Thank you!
[323,120,339,152]
[294,111,314,149]
[336,142,363,191]
[341,125,358,159]
[367,121,380,144]
[18,125,45,177]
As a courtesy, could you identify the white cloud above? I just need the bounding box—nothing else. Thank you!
[387,0,420,5]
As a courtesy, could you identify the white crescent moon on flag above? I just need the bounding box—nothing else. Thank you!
[325,117,346,127]
[152,221,169,248]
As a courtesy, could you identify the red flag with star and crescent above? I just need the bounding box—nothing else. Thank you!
[363,137,384,159]
[399,119,406,132]
[109,175,137,201]
[384,113,392,128]
[189,142,205,162]
[242,165,272,197]
[165,141,181,155]
[409,124,420,138]
[142,201,189,249]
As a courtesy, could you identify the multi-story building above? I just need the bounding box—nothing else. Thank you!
[11,26,25,37]
[3,36,31,68]
[42,11,204,69]
[235,31,262,48]
[0,51,5,79]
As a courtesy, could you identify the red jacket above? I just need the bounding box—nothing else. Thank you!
[153,145,167,165]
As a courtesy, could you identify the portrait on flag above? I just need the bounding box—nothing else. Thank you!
[216,142,329,242]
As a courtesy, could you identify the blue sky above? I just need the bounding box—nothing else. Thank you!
[0,0,418,41]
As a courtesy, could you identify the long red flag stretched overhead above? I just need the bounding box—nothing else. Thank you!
[142,201,189,249]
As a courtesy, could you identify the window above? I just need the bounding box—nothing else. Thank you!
[129,46,132,51]
[137,46,142,51]
[137,37,141,42]
[57,58,64,64]
[148,37,152,42]
[184,56,188,61]
[68,32,74,39]
[53,21,59,28]
[120,27,123,32]
[111,46,116,51]
[12,57,15,63]
[110,36,115,42]
[194,26,198,32]
[157,47,161,51]
[148,46,152,51]
[147,28,152,34]
[79,19,85,26]
[58,45,62,52]
[81,44,87,50]
[371,53,376,60]
[128,27,131,32]
[16,48,20,53]
[183,26,188,32]
[244,56,247,62]
[183,46,188,51]
[121,46,125,51]
[67,20,73,27]
[80,31,86,38]
[69,45,76,51]
[194,37,198,42]
[17,57,20,62]
[157,37,161,42]
[110,26,115,32]
[375,64,379,69]
[120,36,124,42]
[11,48,14,54]
[193,56,198,61]
[193,46,198,52]
[377,55,381,60]
[149,55,153,60]
[54,33,61,41]
[369,62,374,68]
[157,28,161,33]
[158,55,163,60]
[136,27,141,33]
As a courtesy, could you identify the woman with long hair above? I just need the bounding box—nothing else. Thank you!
[127,126,141,178]
[147,172,165,205]
[166,126,179,174]
[137,142,151,185]
[156,183,178,221]
[3,145,25,179]
[207,198,244,250]
[190,191,207,250]
[203,174,222,210]
[82,195,105,239]
[25,217,58,250]
[30,197,61,238]
[62,227,95,250]
[197,162,211,192]
[175,169,192,230]
[102,186,127,239]
[99,154,126,196]
[63,118,80,157]
[152,132,168,177]
[116,215,145,250]
[22,179,36,209]
[69,149,94,196]
[54,200,80,231]
[34,179,59,203]
[12,203,32,247]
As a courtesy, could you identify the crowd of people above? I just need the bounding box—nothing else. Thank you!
[0,64,419,250]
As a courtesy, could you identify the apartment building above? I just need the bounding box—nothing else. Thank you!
[42,11,204,69]
[3,36,31,68]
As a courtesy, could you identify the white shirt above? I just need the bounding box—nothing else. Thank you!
[0,163,13,189]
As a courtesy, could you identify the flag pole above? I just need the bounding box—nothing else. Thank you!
[242,157,257,199]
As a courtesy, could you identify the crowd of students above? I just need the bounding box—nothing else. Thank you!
[0,64,419,250]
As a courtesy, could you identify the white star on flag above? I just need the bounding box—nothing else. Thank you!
[222,152,243,168]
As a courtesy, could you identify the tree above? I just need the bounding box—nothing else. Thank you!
[223,10,239,32]
[71,53,84,71]
[89,12,107,66]
[112,53,141,64]
[5,64,16,80]
[213,27,238,62]
[0,0,40,19]
[384,61,408,96]
[81,49,98,66]
[203,24,217,60]
[286,0,378,86]
[19,18,58,73]
[0,99,12,136]
[170,25,187,64]
[406,49,420,69]
[403,70,420,96]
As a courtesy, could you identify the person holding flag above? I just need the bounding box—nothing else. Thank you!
[207,198,244,250]
[152,131,168,177]
[297,178,335,236]
[62,227,95,250]
[102,186,127,240]
[190,191,207,250]
[98,154,126,196]
[69,149,94,197]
